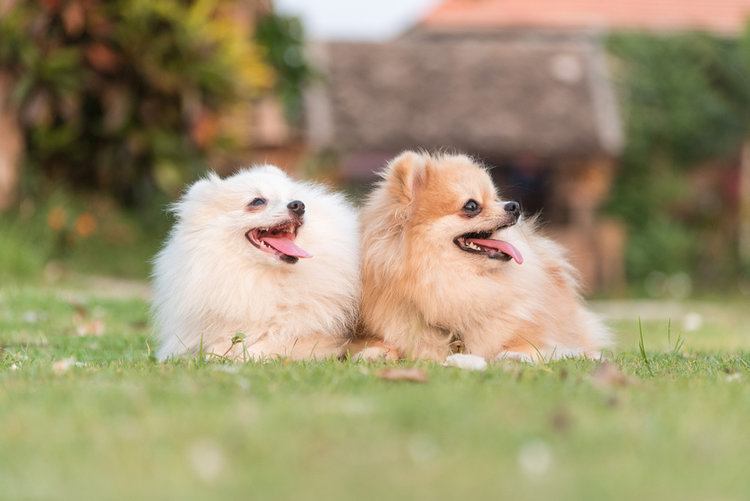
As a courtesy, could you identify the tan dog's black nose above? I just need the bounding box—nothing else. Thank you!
[504,201,520,223]
[288,200,305,216]
[504,201,520,215]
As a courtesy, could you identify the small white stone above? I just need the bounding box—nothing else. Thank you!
[444,353,488,371]
[22,311,40,323]
[682,312,703,332]
[725,373,742,383]
[407,434,439,463]
[188,440,225,482]
[518,440,553,477]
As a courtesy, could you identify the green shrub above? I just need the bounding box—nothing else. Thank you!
[0,189,171,282]
[0,0,272,204]
[256,13,314,122]
[607,31,750,291]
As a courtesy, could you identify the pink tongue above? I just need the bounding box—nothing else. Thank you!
[466,238,523,264]
[260,236,312,258]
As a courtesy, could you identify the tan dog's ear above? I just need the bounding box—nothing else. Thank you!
[385,151,427,205]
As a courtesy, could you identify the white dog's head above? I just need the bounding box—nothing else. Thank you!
[153,165,360,359]
[172,165,347,267]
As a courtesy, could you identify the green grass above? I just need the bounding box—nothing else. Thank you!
[1,286,749,500]
[0,192,169,283]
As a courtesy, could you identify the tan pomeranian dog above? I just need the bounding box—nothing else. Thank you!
[359,151,612,362]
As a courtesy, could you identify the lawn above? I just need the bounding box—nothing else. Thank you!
[1,285,749,500]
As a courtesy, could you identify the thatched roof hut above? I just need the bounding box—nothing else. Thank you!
[306,31,623,167]
[305,30,626,292]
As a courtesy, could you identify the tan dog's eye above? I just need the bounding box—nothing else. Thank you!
[462,199,481,216]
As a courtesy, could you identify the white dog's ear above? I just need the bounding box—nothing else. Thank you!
[169,173,221,218]
[385,151,427,205]
[254,164,286,176]
[184,172,221,200]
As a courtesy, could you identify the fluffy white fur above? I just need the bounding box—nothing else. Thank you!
[152,165,359,361]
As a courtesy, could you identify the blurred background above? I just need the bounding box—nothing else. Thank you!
[1,0,749,298]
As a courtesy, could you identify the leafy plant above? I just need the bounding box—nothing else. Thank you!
[606,31,750,291]
[255,13,314,122]
[637,318,653,376]
[0,0,273,204]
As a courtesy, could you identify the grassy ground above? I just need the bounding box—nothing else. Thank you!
[1,285,749,501]
[0,192,170,283]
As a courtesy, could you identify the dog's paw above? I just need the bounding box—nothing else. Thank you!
[444,353,488,371]
[352,345,400,362]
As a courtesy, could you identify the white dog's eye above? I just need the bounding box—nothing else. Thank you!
[248,197,267,208]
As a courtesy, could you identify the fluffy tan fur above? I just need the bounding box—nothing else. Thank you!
[359,151,611,362]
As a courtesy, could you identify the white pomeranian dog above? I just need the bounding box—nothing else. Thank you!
[152,165,360,361]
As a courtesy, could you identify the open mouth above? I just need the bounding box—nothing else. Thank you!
[453,229,523,264]
[245,220,311,264]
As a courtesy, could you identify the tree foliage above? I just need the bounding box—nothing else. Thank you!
[607,31,750,289]
[255,13,314,123]
[0,0,273,204]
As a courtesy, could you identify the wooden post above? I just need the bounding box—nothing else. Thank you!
[740,141,750,266]
[553,157,621,292]
[0,72,22,211]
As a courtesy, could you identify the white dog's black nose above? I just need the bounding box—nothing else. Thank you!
[287,200,305,216]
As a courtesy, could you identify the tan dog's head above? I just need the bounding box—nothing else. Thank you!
[372,151,523,266]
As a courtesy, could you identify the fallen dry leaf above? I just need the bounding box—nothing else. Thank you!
[590,362,633,389]
[75,318,105,337]
[129,319,149,330]
[52,358,76,375]
[549,408,572,433]
[70,301,89,317]
[71,302,105,336]
[376,367,428,383]
[518,440,553,477]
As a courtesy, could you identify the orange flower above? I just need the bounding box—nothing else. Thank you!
[47,206,67,232]
[190,111,220,149]
[73,213,97,238]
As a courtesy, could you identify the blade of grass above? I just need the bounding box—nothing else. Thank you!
[667,318,686,354]
[638,317,653,376]
[515,333,549,366]
[667,318,671,346]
